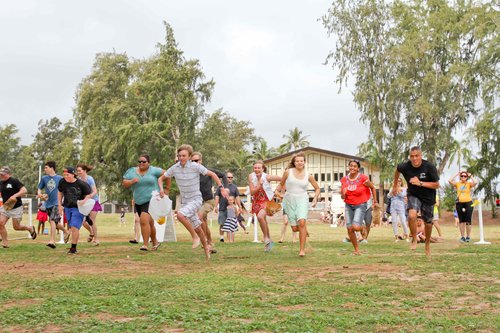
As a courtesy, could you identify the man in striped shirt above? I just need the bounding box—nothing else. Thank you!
[158,144,228,260]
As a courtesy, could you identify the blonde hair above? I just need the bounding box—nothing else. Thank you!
[177,144,193,156]
[254,160,267,172]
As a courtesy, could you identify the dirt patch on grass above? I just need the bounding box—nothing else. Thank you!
[1,298,43,310]
[278,304,306,312]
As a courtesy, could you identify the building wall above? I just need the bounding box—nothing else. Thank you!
[266,150,380,198]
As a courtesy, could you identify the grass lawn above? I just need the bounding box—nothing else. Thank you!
[0,213,498,332]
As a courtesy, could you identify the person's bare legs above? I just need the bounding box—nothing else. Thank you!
[177,212,209,259]
[139,212,152,248]
[134,213,140,242]
[179,217,199,248]
[257,210,271,242]
[12,218,33,233]
[459,222,465,238]
[297,219,307,257]
[424,223,433,257]
[347,226,361,255]
[70,226,80,246]
[279,215,289,242]
[433,220,443,238]
[199,212,212,246]
[89,211,99,244]
[466,224,471,238]
[0,216,9,247]
[407,210,418,250]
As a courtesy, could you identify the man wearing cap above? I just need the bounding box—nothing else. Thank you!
[57,167,92,254]
[0,166,36,248]
[37,161,68,248]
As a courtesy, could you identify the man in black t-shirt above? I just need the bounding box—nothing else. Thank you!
[393,146,440,256]
[0,166,37,248]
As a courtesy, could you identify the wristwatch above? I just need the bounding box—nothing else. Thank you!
[419,181,423,187]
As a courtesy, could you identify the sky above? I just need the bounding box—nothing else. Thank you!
[0,0,369,156]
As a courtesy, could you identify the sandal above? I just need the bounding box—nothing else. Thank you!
[87,234,94,243]
[46,243,56,249]
[2,245,9,248]
[140,246,148,251]
[152,242,161,251]
[129,239,138,244]
[30,227,37,240]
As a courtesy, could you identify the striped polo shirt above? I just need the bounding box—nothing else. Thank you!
[164,161,208,202]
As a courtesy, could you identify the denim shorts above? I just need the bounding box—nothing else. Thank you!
[64,207,85,229]
[345,202,367,228]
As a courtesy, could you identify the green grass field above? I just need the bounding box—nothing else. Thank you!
[0,213,498,333]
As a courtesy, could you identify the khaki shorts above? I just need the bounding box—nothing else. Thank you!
[0,206,23,220]
[198,199,215,220]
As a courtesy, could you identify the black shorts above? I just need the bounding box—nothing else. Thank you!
[456,201,473,225]
[407,195,434,224]
[135,202,150,217]
[46,206,61,223]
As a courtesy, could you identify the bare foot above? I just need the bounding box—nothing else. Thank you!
[410,240,417,250]
[299,251,305,257]
[352,251,361,256]
[192,237,201,249]
[425,244,431,258]
[204,247,211,261]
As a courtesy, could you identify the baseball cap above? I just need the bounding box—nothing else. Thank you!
[0,166,11,175]
[63,167,77,175]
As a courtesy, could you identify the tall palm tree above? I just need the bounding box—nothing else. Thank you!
[252,138,277,161]
[281,127,310,152]
[231,149,253,185]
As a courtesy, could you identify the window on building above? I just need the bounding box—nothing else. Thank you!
[327,173,331,181]
[334,173,338,181]
[314,173,319,181]
[321,173,325,181]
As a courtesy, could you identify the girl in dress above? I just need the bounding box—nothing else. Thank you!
[221,196,240,242]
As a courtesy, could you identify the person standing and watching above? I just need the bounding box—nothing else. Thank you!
[0,166,36,248]
[448,171,478,242]
[122,154,164,251]
[214,171,240,243]
[37,161,69,248]
[393,146,440,256]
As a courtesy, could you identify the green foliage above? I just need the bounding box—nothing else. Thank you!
[280,127,310,152]
[194,109,255,174]
[0,124,21,164]
[442,182,457,212]
[465,109,499,217]
[323,0,499,181]
[74,22,215,201]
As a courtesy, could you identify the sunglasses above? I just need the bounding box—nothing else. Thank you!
[460,175,467,178]
[138,160,148,163]
[191,159,199,163]
[227,177,233,179]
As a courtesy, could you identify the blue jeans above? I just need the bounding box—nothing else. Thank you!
[345,202,367,228]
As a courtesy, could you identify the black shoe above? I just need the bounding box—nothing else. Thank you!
[30,228,37,240]
[220,238,224,243]
[46,243,56,249]
[67,248,77,255]
[129,239,138,244]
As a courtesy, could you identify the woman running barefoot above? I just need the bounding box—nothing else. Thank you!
[277,152,320,257]
[248,160,281,252]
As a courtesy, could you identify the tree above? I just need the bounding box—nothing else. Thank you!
[74,22,214,200]
[0,124,21,165]
[323,0,499,189]
[390,0,498,174]
[252,138,277,161]
[323,0,400,203]
[194,109,255,172]
[230,149,253,186]
[280,127,310,152]
[465,109,499,217]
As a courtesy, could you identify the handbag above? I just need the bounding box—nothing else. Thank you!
[265,197,282,216]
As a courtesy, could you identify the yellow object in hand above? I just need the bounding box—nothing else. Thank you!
[157,216,166,225]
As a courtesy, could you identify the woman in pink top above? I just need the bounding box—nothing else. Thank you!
[340,160,378,255]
